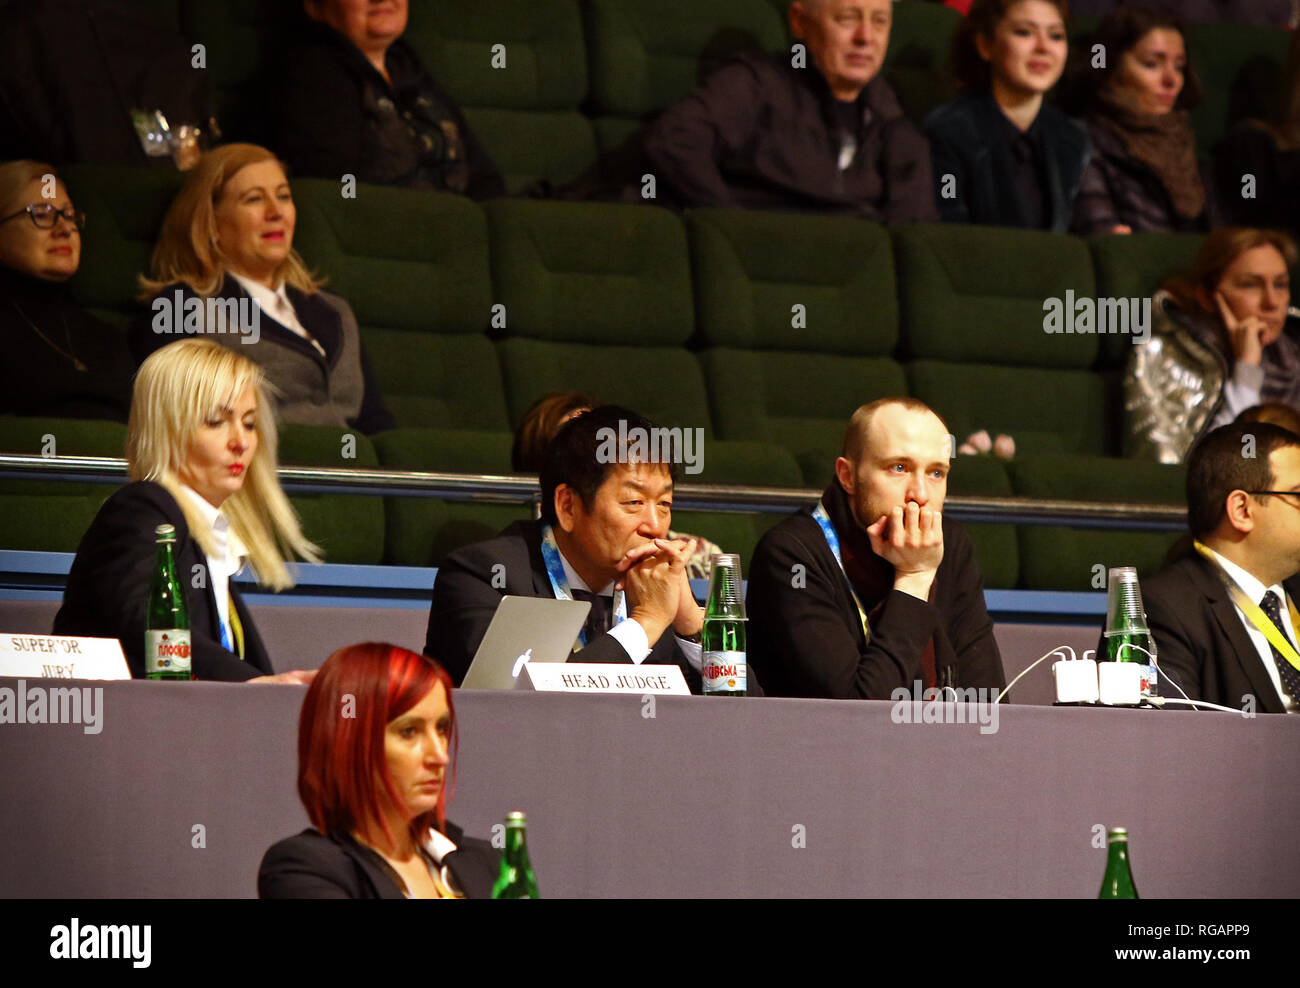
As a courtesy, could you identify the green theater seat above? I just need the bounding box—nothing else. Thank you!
[178,0,303,143]
[61,164,183,329]
[290,179,509,434]
[486,197,704,426]
[1187,19,1291,157]
[1089,231,1205,368]
[947,453,1019,591]
[880,0,962,123]
[689,208,906,488]
[404,0,596,192]
[0,418,127,553]
[276,424,385,566]
[372,428,523,567]
[1011,454,1186,591]
[584,0,788,153]
[896,223,1112,457]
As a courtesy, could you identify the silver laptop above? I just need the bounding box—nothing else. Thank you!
[461,596,591,689]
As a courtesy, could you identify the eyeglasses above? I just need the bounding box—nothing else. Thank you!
[0,204,86,230]
[1247,490,1300,505]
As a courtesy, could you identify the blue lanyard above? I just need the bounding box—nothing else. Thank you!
[539,524,627,649]
[811,500,871,639]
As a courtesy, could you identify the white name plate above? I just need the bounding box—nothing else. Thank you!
[0,635,130,680]
[522,663,690,695]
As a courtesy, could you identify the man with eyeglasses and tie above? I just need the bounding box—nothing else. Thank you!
[1142,421,1300,713]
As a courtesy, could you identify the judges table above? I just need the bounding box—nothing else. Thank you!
[2,683,1297,898]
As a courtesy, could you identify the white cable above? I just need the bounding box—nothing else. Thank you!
[1145,697,1246,715]
[996,646,1075,704]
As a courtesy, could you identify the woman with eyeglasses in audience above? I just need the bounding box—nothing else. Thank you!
[259,642,499,898]
[0,160,133,419]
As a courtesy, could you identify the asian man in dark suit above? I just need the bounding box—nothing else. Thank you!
[1141,422,1300,713]
[424,405,711,693]
[746,397,1005,698]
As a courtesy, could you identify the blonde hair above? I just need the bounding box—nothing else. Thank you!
[138,143,323,299]
[0,160,59,214]
[1163,227,1299,314]
[127,339,321,589]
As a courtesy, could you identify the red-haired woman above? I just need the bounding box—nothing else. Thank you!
[258,643,499,898]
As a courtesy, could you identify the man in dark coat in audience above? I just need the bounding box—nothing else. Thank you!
[642,0,936,222]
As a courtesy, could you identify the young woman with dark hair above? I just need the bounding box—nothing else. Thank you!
[924,0,1089,230]
[1069,3,1217,234]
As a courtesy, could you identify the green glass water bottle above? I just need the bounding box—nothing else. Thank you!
[702,553,747,696]
[145,524,192,680]
[1098,827,1139,899]
[491,811,540,899]
[1103,566,1159,700]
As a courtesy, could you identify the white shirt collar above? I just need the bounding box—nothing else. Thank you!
[229,270,292,314]
[1204,545,1286,607]
[556,545,615,596]
[176,484,247,572]
[421,826,458,864]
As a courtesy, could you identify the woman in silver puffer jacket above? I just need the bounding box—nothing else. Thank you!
[1125,227,1300,463]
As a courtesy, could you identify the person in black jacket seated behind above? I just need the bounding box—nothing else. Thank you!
[272,0,504,197]
[260,642,500,898]
[0,160,133,419]
[132,143,395,435]
[426,405,722,694]
[54,339,321,683]
[747,397,1006,699]
[924,0,1090,230]
[641,0,936,222]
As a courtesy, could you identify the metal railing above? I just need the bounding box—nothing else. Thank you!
[0,453,1187,531]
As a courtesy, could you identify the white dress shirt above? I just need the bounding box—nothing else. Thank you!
[177,485,249,658]
[229,271,325,356]
[554,546,702,671]
[1204,546,1297,712]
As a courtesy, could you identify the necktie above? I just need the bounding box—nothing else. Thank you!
[1258,591,1300,704]
[569,588,610,648]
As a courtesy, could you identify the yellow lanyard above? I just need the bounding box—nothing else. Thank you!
[227,598,244,660]
[1193,541,1300,673]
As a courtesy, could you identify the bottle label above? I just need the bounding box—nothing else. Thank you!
[146,630,191,675]
[702,651,746,693]
[1139,664,1158,698]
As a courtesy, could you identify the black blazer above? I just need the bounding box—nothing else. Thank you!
[1139,550,1297,714]
[425,520,705,693]
[924,90,1091,232]
[746,484,1006,699]
[52,481,272,681]
[258,823,500,899]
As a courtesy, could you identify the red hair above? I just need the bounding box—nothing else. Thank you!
[297,643,457,844]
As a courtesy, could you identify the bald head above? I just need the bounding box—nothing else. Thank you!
[843,398,950,464]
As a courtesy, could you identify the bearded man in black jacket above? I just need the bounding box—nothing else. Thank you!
[747,397,1005,699]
